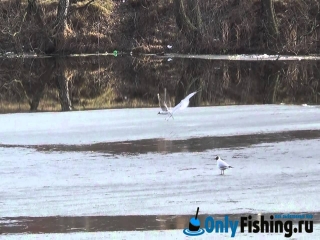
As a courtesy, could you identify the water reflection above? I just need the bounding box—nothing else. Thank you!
[1,212,319,234]
[0,56,319,113]
[1,129,320,155]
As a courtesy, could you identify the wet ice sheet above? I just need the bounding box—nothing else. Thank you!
[1,139,320,217]
[1,129,319,155]
[0,105,320,145]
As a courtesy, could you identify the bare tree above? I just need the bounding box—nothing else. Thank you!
[55,59,73,111]
[55,0,70,34]
[173,0,202,52]
[261,0,279,41]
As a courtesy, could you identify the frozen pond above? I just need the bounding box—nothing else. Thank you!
[1,105,320,145]
[1,105,320,237]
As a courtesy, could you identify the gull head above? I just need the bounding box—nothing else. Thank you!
[157,111,161,114]
[215,156,220,161]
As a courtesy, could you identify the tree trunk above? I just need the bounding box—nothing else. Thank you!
[263,70,280,104]
[56,0,70,34]
[261,0,279,40]
[29,62,55,111]
[173,0,202,52]
[56,60,72,111]
[26,0,44,27]
[19,59,55,111]
[57,77,72,111]
[25,0,55,53]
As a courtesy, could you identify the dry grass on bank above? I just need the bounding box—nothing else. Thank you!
[1,0,320,54]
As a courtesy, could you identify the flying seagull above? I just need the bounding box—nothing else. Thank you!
[165,91,198,120]
[215,156,234,175]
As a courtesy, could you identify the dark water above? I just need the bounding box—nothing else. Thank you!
[1,129,320,155]
[0,56,320,113]
[1,212,319,234]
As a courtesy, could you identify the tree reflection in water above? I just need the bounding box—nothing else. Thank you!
[0,56,319,113]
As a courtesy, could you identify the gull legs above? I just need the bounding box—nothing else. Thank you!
[165,112,174,121]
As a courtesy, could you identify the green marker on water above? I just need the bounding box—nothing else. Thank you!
[113,50,118,57]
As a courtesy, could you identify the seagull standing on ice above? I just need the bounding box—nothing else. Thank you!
[215,156,234,175]
[165,91,198,120]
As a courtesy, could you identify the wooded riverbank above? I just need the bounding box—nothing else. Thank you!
[0,0,320,55]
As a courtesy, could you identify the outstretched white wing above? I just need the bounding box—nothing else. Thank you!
[165,91,198,120]
[172,91,197,113]
[184,91,197,101]
[171,102,182,114]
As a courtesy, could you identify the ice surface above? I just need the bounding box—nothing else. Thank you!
[1,138,320,217]
[1,104,320,240]
[0,105,320,145]
[1,227,320,240]
[161,53,320,61]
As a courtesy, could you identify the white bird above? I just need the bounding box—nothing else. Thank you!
[215,156,234,175]
[165,91,198,120]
